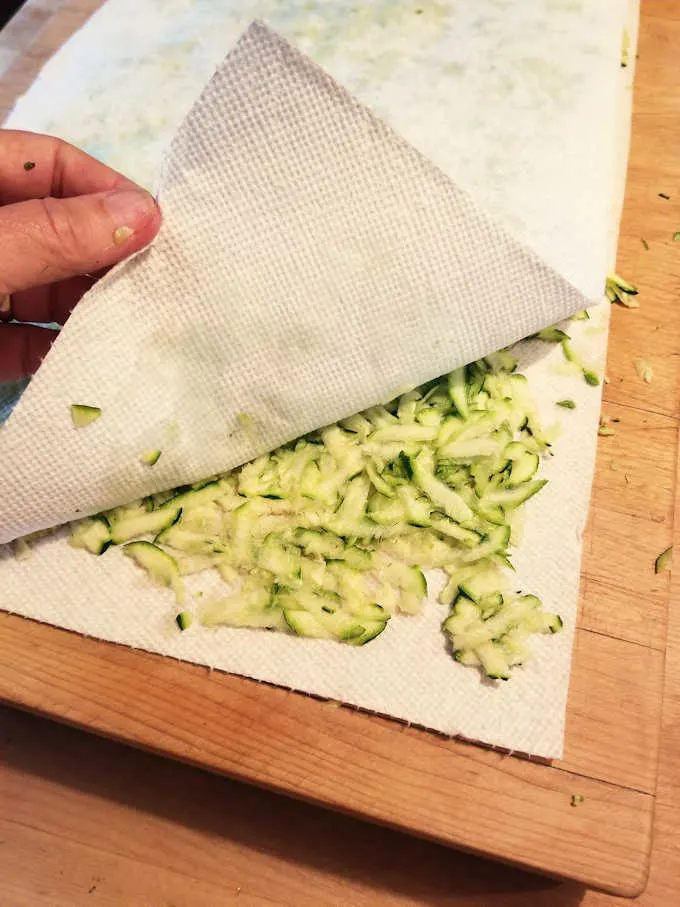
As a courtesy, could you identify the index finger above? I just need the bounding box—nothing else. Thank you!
[0,130,136,205]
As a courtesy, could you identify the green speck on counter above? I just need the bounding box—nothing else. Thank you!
[570,794,585,807]
[655,546,673,574]
[673,232,680,241]
[659,193,671,200]
[640,238,649,250]
[633,358,654,383]
[23,161,36,171]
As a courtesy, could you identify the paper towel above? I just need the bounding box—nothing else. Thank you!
[0,0,636,757]
[0,21,593,543]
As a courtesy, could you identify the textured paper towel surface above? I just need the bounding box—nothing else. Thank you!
[0,0,635,757]
[0,21,595,543]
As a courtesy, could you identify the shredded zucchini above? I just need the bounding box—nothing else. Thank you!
[176,611,193,631]
[141,449,162,466]
[560,338,600,386]
[633,358,653,383]
[606,274,639,308]
[12,537,33,560]
[69,358,564,679]
[535,327,570,343]
[655,547,672,574]
[71,404,102,428]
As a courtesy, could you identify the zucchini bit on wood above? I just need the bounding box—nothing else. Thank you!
[655,547,673,574]
[67,356,563,680]
[605,274,639,308]
[598,417,615,437]
[633,358,653,383]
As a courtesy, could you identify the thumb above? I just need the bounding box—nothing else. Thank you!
[0,187,161,295]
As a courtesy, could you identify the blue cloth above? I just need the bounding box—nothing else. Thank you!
[0,379,28,423]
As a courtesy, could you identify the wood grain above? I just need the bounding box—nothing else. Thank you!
[559,631,663,792]
[0,0,98,121]
[1,0,679,904]
[0,612,657,895]
[579,402,675,649]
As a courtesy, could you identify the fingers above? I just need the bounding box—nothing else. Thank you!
[0,133,160,381]
[0,323,55,381]
[0,188,161,295]
[0,130,136,204]
[9,271,107,326]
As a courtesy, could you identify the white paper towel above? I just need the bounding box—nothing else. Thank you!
[0,0,636,757]
[0,21,594,543]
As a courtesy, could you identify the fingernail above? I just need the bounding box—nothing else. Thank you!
[0,293,10,315]
[103,188,157,244]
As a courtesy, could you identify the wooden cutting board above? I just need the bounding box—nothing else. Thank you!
[1,1,678,898]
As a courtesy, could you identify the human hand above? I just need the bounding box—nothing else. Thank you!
[0,130,161,382]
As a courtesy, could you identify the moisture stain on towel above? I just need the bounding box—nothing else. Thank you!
[7,0,618,298]
[144,317,312,447]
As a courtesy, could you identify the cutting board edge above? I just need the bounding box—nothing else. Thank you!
[0,611,655,898]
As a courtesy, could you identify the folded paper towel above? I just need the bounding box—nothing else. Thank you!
[0,21,591,543]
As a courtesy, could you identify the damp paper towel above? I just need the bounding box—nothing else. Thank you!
[0,3,635,757]
[0,21,593,543]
